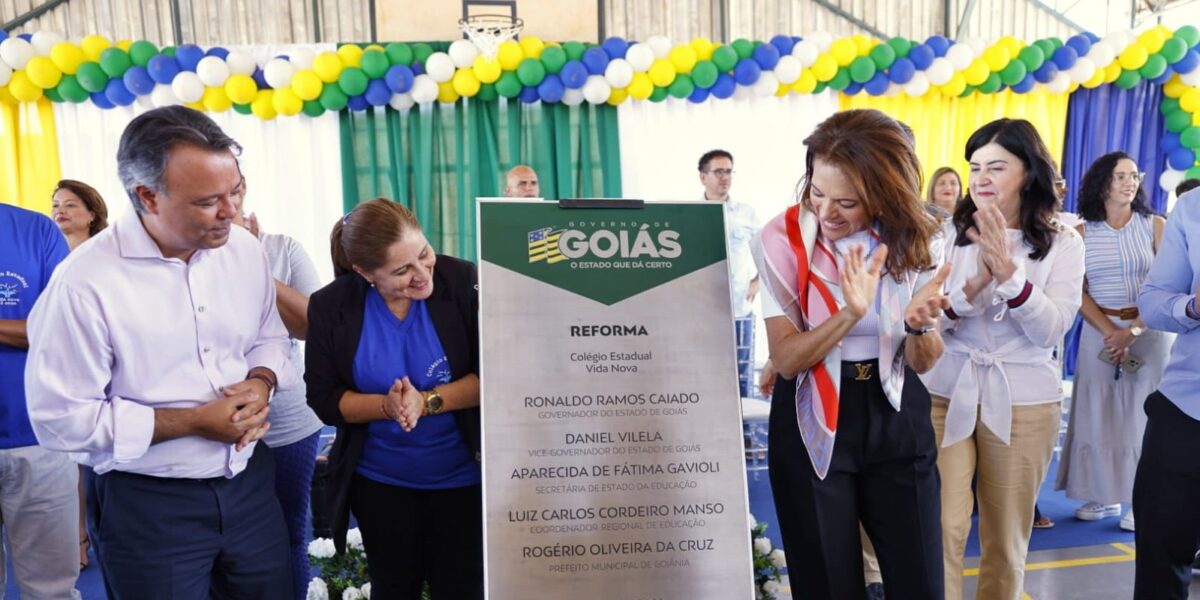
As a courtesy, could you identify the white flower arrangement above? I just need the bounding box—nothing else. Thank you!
[306,530,428,600]
[749,514,786,600]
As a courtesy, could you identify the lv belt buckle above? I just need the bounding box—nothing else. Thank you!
[854,362,873,381]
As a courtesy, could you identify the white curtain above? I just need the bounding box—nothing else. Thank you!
[53,44,344,284]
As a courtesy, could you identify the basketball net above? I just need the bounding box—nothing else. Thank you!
[459,14,525,59]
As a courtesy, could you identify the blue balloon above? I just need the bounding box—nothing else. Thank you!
[710,73,736,99]
[888,57,916,84]
[908,44,935,70]
[1169,147,1197,171]
[1084,32,1101,43]
[1152,66,1175,85]
[864,72,890,96]
[17,33,32,42]
[1034,61,1060,83]
[347,94,369,111]
[752,43,781,70]
[769,35,795,57]
[1174,49,1200,75]
[365,79,391,106]
[1051,46,1078,71]
[175,44,205,71]
[384,64,414,93]
[925,36,951,57]
[601,37,628,60]
[1011,73,1037,93]
[1066,34,1091,58]
[560,60,588,89]
[411,61,425,76]
[582,47,609,75]
[537,74,565,103]
[733,58,761,85]
[104,78,136,106]
[844,82,863,95]
[146,55,181,84]
[122,65,155,96]
[687,85,710,103]
[206,47,230,60]
[518,85,540,104]
[1163,131,1183,153]
[89,90,114,109]
[0,29,8,43]
[252,67,270,89]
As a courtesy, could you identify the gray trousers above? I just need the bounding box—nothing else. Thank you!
[0,445,82,600]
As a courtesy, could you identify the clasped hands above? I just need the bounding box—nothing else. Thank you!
[382,376,425,432]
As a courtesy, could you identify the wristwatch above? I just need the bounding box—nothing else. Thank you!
[423,390,445,416]
[1129,325,1145,337]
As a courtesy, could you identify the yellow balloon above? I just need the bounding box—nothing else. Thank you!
[690,38,714,61]
[648,59,676,87]
[313,52,344,83]
[497,41,523,71]
[25,56,63,89]
[273,88,303,116]
[998,36,1025,56]
[1068,82,1080,94]
[452,68,481,96]
[811,54,838,81]
[50,42,86,75]
[775,83,790,97]
[203,86,233,112]
[791,69,817,94]
[1082,66,1106,89]
[1137,28,1166,54]
[519,36,545,60]
[1192,110,1200,127]
[1118,45,1149,70]
[983,45,1011,72]
[363,44,386,53]
[851,34,871,56]
[80,35,111,62]
[224,74,258,104]
[627,72,653,99]
[472,56,502,84]
[1163,76,1187,98]
[606,86,628,106]
[116,39,133,52]
[186,100,206,112]
[290,70,322,101]
[1181,88,1200,113]
[964,59,990,85]
[437,80,460,104]
[252,90,277,120]
[0,86,19,105]
[7,71,42,102]
[337,45,364,68]
[668,45,698,74]
[1103,61,1122,83]
[830,38,857,66]
[941,73,967,97]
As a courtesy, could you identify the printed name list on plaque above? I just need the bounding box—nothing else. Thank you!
[478,200,754,600]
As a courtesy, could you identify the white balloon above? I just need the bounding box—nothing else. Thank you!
[263,58,295,89]
[1160,168,1186,194]
[1181,67,1200,86]
[792,40,819,67]
[903,72,930,96]
[773,55,802,84]
[963,36,986,55]
[604,58,634,88]
[424,52,455,83]
[946,44,974,71]
[885,82,902,96]
[753,72,779,97]
[807,32,834,53]
[0,61,10,87]
[1101,31,1126,50]
[171,71,205,103]
[733,81,753,100]
[196,56,231,87]
[31,31,64,55]
[151,83,181,107]
[646,36,671,59]
[389,92,415,111]
[0,38,35,69]
[410,74,439,104]
[926,57,954,85]
[625,44,655,72]
[448,39,479,68]
[561,87,585,106]
[582,75,611,104]
[1085,41,1115,69]
[1068,57,1096,83]
[135,91,155,108]
[1046,71,1071,94]
[289,47,316,70]
[225,50,257,76]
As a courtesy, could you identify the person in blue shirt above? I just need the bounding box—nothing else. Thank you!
[0,203,81,598]
[306,198,482,600]
[1133,186,1200,599]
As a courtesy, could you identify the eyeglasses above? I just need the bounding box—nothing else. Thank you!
[1113,172,1145,183]
[702,168,735,177]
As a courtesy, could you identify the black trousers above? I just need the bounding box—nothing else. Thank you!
[350,475,484,600]
[1133,391,1200,599]
[769,361,944,600]
[92,443,293,600]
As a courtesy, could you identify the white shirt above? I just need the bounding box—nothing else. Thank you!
[24,212,294,479]
[717,197,760,317]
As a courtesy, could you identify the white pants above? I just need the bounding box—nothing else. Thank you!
[0,445,81,600]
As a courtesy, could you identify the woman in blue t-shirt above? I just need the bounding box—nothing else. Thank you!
[307,198,482,599]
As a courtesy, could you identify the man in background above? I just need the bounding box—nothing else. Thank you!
[504,165,541,198]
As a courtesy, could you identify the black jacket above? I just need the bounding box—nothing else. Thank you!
[305,255,481,552]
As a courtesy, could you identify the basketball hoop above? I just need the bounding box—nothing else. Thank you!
[459,14,524,59]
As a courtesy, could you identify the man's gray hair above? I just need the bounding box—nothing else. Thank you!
[117,106,242,214]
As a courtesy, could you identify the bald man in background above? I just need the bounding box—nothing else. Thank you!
[504,165,540,198]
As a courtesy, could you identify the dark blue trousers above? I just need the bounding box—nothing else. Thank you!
[735,315,755,397]
[91,443,293,600]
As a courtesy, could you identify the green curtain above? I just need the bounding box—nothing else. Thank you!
[339,100,622,261]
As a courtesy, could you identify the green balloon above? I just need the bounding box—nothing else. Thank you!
[516,58,546,86]
[868,44,896,70]
[813,81,828,94]
[337,67,369,96]
[959,84,977,98]
[232,102,253,115]
[1048,37,1064,49]
[99,48,132,78]
[1017,45,1045,72]
[495,72,522,98]
[691,61,719,88]
[828,68,851,91]
[667,73,694,98]
[731,39,754,60]
[43,86,63,102]
[563,42,586,61]
[886,37,912,58]
[476,83,498,102]
[1140,54,1168,79]
[649,85,669,102]
[540,46,566,74]
[1114,69,1142,90]
[161,46,176,57]
[711,45,738,71]
[1167,109,1193,133]
[75,62,109,93]
[1182,126,1200,150]
[302,99,326,117]
[361,50,389,78]
[1188,165,1200,180]
[1161,38,1189,64]
[57,75,88,103]
[412,43,434,64]
[849,56,876,83]
[1176,25,1200,48]
[1033,40,1056,60]
[319,85,348,111]
[1000,60,1028,86]
[979,72,1003,93]
[128,41,158,67]
[1161,97,1182,114]
[385,43,414,66]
